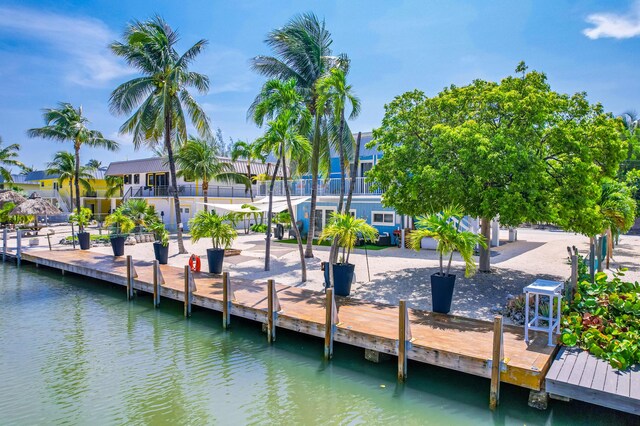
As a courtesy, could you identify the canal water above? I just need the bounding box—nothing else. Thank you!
[0,263,635,425]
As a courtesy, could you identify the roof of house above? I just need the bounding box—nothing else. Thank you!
[105,156,285,177]
[0,174,40,184]
[24,170,59,181]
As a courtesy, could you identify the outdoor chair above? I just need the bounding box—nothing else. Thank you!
[376,232,391,246]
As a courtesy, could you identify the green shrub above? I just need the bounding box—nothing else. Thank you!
[250,223,267,233]
[562,270,640,370]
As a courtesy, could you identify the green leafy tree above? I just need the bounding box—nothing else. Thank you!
[46,151,93,211]
[0,137,24,183]
[105,175,124,198]
[119,198,158,232]
[28,103,118,229]
[231,140,266,201]
[110,16,211,254]
[189,210,237,250]
[175,137,250,211]
[251,13,347,259]
[625,169,640,215]
[319,213,378,264]
[368,63,626,272]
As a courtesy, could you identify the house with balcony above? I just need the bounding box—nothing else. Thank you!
[0,174,41,193]
[105,156,281,230]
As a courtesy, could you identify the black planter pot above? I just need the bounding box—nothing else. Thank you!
[153,242,169,265]
[110,236,126,257]
[77,232,91,250]
[332,263,355,297]
[206,248,225,274]
[430,273,457,314]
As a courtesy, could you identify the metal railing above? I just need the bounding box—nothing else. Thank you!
[255,177,384,197]
[128,184,255,199]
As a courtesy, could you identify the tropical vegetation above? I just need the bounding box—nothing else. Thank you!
[0,137,24,183]
[110,16,211,254]
[189,210,237,250]
[231,139,265,201]
[104,209,135,237]
[46,151,93,210]
[319,212,378,264]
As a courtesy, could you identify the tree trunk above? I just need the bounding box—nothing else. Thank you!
[203,180,209,212]
[247,162,254,201]
[74,142,82,231]
[329,111,348,271]
[305,113,322,258]
[69,180,74,214]
[165,110,186,254]
[264,158,281,271]
[344,132,361,213]
[479,217,491,273]
[282,144,306,282]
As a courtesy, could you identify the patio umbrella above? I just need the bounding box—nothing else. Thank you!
[0,190,27,209]
[10,193,61,228]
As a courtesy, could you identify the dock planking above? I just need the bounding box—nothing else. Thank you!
[21,249,556,392]
[546,347,640,415]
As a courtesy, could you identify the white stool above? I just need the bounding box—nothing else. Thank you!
[523,279,563,346]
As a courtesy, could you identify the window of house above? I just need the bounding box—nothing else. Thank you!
[124,174,131,185]
[147,174,154,186]
[133,174,140,184]
[372,211,395,225]
[41,182,45,187]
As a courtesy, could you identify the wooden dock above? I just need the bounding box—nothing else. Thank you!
[19,249,557,403]
[546,347,640,415]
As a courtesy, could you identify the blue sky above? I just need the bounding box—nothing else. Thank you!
[1,0,639,170]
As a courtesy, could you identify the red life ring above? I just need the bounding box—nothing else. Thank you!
[189,254,201,272]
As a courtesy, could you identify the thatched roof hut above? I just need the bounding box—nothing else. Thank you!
[10,193,61,227]
[0,190,27,209]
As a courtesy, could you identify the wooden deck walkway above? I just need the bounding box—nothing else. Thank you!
[546,347,640,415]
[20,249,556,395]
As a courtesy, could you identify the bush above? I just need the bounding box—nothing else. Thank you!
[562,270,640,370]
[250,223,267,233]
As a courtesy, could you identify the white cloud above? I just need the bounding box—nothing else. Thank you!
[0,6,133,87]
[583,1,640,39]
[195,46,256,94]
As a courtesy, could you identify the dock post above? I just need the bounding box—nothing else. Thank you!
[222,272,231,329]
[126,255,134,300]
[398,300,409,382]
[489,315,504,410]
[153,260,163,308]
[2,228,6,262]
[324,288,336,359]
[184,265,192,317]
[16,229,21,267]
[267,279,276,343]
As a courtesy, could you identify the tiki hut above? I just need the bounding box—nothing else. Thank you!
[10,193,61,228]
[0,190,27,209]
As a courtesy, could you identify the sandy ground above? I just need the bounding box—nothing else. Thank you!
[14,225,640,322]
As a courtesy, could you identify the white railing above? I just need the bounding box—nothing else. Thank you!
[255,177,384,197]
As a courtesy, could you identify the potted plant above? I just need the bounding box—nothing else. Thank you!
[189,211,237,274]
[69,207,93,250]
[149,221,170,264]
[319,212,378,296]
[104,209,135,257]
[408,206,487,314]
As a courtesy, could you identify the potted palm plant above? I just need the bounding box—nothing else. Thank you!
[104,209,135,257]
[319,212,378,296]
[69,207,93,250]
[149,221,170,264]
[189,210,237,274]
[408,207,487,314]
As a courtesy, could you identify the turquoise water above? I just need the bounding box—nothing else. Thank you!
[0,263,635,425]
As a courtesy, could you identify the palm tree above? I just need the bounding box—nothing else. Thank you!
[251,13,346,259]
[46,151,93,211]
[119,198,158,233]
[230,140,265,201]
[110,16,211,254]
[105,175,124,198]
[252,78,310,271]
[28,103,118,230]
[175,137,250,211]
[0,137,24,183]
[86,159,103,171]
[256,109,311,282]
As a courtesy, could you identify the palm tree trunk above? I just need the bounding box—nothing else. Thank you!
[479,217,491,272]
[264,158,281,271]
[344,132,361,213]
[247,162,254,202]
[69,180,74,213]
[282,145,306,282]
[203,180,209,212]
[165,110,186,254]
[74,142,82,231]
[305,113,322,258]
[329,111,347,268]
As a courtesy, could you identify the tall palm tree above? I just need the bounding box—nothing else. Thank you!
[0,137,24,183]
[252,78,310,271]
[110,16,211,254]
[230,140,265,201]
[256,109,311,282]
[86,159,103,171]
[28,103,118,230]
[105,175,124,198]
[46,151,93,210]
[251,13,346,259]
[175,137,250,212]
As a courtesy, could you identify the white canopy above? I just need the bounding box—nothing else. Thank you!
[200,196,309,214]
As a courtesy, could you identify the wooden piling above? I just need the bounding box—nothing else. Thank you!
[2,228,6,262]
[324,288,335,359]
[184,265,191,317]
[16,230,21,267]
[398,300,408,382]
[489,315,504,410]
[267,279,275,343]
[126,255,133,300]
[152,260,163,308]
[222,272,231,329]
